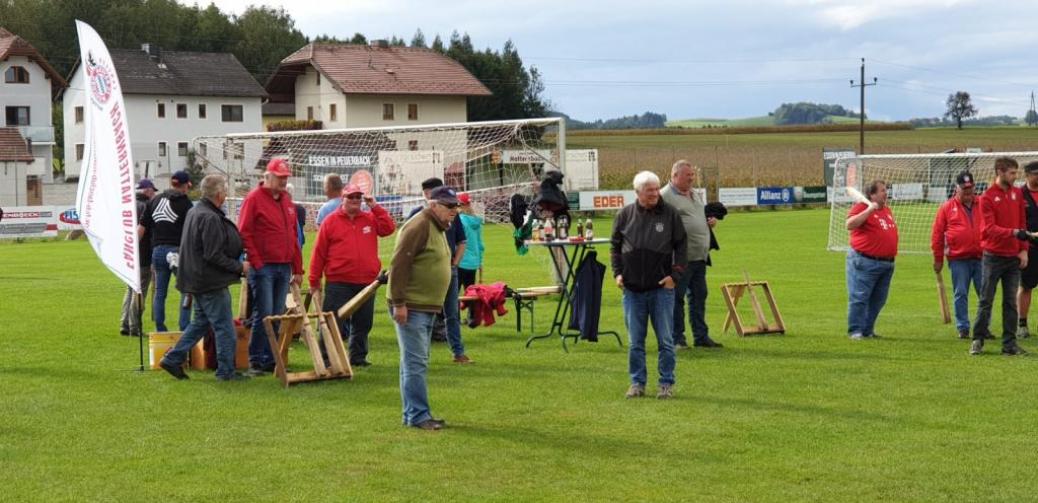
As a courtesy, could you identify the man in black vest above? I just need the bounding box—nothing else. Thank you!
[1016,161,1038,339]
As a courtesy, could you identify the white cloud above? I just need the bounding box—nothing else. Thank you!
[789,0,979,30]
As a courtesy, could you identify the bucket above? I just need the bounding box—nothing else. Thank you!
[148,332,181,369]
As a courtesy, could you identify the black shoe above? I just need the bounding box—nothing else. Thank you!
[429,418,447,427]
[245,366,267,377]
[159,359,189,380]
[466,318,480,329]
[674,341,690,349]
[1002,344,1028,356]
[693,339,724,348]
[351,360,372,367]
[216,372,250,382]
[958,329,970,340]
[412,419,443,431]
[119,328,130,336]
[984,333,996,340]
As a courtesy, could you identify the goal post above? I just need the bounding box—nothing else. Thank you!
[828,151,1038,254]
[190,117,565,223]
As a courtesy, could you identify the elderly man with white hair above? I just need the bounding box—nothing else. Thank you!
[610,170,687,399]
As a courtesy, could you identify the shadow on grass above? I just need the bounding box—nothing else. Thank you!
[695,395,896,424]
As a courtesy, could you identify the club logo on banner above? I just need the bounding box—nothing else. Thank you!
[86,54,114,106]
[757,187,794,205]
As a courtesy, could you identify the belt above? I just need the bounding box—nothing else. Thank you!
[857,251,895,262]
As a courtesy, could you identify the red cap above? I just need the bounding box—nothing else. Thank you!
[266,158,291,177]
[341,183,364,196]
[458,193,471,205]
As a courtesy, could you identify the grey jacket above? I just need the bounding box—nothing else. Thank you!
[610,200,687,292]
[177,198,243,294]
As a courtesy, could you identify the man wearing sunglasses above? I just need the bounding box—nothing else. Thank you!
[309,184,396,367]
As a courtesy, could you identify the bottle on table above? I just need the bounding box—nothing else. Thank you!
[544,217,555,241]
[584,218,594,240]
[532,219,542,241]
[557,214,569,240]
[576,219,584,240]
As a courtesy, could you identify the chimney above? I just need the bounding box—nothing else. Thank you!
[370,39,389,49]
[141,43,161,62]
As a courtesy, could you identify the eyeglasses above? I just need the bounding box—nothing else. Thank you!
[442,203,459,210]
[345,194,363,200]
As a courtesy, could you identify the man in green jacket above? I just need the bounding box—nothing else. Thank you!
[388,186,459,430]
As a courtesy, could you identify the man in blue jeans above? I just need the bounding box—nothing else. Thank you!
[388,186,459,430]
[611,171,687,400]
[159,175,248,381]
[931,172,982,339]
[140,170,194,332]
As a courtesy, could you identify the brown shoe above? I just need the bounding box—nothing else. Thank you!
[625,384,645,399]
[412,419,443,431]
[657,384,673,399]
[453,354,473,364]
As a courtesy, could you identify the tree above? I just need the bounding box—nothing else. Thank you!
[233,6,308,84]
[1025,109,1038,127]
[945,91,978,130]
[410,28,426,48]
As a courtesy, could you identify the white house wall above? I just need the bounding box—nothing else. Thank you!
[344,94,467,129]
[1,55,55,182]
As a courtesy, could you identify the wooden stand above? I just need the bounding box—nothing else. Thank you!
[720,273,785,336]
[263,285,352,388]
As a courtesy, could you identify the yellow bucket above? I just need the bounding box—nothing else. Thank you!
[148,332,181,369]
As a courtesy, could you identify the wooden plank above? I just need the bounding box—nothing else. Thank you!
[743,271,769,331]
[263,317,289,388]
[337,278,383,319]
[762,283,786,332]
[324,313,352,377]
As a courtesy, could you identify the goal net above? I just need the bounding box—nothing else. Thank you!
[190,117,564,224]
[827,152,1038,254]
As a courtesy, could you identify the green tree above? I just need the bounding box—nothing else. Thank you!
[1025,109,1038,127]
[945,91,978,130]
[410,28,426,48]
[233,6,308,84]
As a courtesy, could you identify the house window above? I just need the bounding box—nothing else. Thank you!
[329,104,337,122]
[383,103,394,120]
[307,106,314,121]
[316,71,320,86]
[5,106,29,126]
[221,105,243,122]
[177,142,189,156]
[198,104,207,119]
[158,142,167,157]
[74,106,84,124]
[408,140,418,151]
[198,143,207,157]
[157,103,166,118]
[408,104,418,120]
[4,66,29,84]
[176,103,187,118]
[75,144,84,161]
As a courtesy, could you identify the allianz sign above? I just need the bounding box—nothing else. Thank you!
[756,187,793,205]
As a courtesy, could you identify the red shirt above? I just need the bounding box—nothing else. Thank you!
[931,197,982,262]
[309,204,396,287]
[848,203,898,258]
[238,183,303,273]
[979,183,1028,257]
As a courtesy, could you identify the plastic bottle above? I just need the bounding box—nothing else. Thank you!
[584,218,594,240]
[532,219,542,241]
[576,219,584,240]
[544,218,555,241]
[557,214,569,240]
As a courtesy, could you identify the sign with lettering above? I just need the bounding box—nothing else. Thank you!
[757,187,794,205]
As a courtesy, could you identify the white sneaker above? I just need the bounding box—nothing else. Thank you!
[849,333,866,340]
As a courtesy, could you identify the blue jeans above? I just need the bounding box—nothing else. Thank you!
[948,258,982,332]
[393,308,436,426]
[672,260,709,345]
[846,250,895,336]
[248,263,291,368]
[444,267,465,357]
[152,244,190,332]
[623,287,676,386]
[161,288,237,379]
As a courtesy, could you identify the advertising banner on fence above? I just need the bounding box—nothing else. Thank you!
[757,187,794,205]
[0,207,58,239]
[56,207,82,230]
[718,187,757,207]
[578,190,636,211]
[75,20,141,293]
[794,186,828,203]
[823,148,856,186]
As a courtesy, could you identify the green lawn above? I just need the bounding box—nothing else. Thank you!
[666,115,877,128]
[2,210,1036,501]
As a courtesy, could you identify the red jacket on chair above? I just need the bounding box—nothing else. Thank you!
[462,282,509,327]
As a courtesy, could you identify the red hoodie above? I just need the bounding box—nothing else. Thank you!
[931,197,982,263]
[239,182,303,273]
[309,204,395,287]
[979,182,1028,257]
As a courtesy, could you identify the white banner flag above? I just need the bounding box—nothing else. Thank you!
[75,20,140,293]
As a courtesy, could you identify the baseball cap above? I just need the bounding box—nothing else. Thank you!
[421,177,444,191]
[429,186,460,206]
[1024,162,1038,174]
[955,171,975,188]
[457,193,471,205]
[170,171,190,186]
[136,178,155,190]
[341,183,364,196]
[266,158,292,177]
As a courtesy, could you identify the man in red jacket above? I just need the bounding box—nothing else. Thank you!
[931,171,983,339]
[971,157,1031,356]
[310,183,395,367]
[239,158,304,375]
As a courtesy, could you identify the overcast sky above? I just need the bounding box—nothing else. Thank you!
[208,0,1038,122]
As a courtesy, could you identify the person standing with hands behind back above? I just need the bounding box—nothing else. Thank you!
[611,171,686,400]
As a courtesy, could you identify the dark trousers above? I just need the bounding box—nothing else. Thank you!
[458,267,477,321]
[323,282,375,364]
[672,260,709,345]
[973,253,1020,346]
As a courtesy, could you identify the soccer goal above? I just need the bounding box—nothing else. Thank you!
[191,117,565,223]
[827,151,1038,254]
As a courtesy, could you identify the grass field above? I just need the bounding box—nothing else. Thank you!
[3,209,1037,501]
[666,115,878,128]
[568,127,1038,189]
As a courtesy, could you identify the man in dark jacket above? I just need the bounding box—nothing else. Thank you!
[611,170,687,400]
[159,175,247,381]
[120,178,156,336]
[140,170,194,332]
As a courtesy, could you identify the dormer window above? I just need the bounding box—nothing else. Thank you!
[4,66,29,84]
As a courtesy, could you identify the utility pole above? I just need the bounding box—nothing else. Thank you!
[1030,91,1036,126]
[850,58,877,154]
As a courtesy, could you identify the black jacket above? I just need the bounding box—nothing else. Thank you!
[136,192,153,267]
[141,189,193,247]
[176,198,243,294]
[610,200,687,292]
[569,250,606,341]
